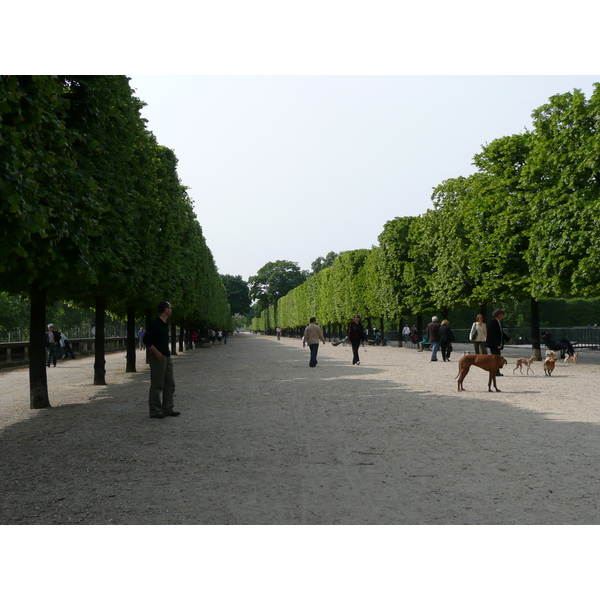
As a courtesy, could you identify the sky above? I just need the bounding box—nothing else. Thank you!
[128,75,600,281]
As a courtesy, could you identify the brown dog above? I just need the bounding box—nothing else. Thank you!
[564,352,579,364]
[513,356,536,375]
[455,354,508,392]
[544,357,557,376]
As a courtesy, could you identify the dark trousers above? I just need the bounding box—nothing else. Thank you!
[489,346,503,374]
[440,342,451,361]
[351,339,361,364]
[309,343,319,367]
[47,344,57,366]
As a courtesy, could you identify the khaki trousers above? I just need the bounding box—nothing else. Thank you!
[148,354,175,416]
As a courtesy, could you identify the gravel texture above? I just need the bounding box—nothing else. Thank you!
[2,333,600,525]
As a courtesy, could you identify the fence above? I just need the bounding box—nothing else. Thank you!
[445,326,600,348]
[0,323,130,344]
[0,337,129,368]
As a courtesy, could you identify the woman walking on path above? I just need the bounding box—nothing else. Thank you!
[470,314,487,355]
[347,314,366,365]
[438,319,455,362]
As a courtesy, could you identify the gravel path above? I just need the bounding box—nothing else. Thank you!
[2,333,600,525]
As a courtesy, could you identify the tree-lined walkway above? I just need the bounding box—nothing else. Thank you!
[2,334,600,524]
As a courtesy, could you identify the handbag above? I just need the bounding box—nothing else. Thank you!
[470,325,478,341]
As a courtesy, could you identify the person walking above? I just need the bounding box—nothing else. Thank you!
[426,316,441,362]
[469,314,487,355]
[402,325,410,343]
[302,317,325,367]
[143,301,180,419]
[347,314,366,365]
[46,324,60,367]
[438,319,456,362]
[138,327,146,350]
[486,308,512,376]
[59,331,76,359]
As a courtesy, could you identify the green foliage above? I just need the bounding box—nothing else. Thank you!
[0,76,99,290]
[525,84,600,298]
[220,274,251,315]
[248,260,308,314]
[311,251,341,274]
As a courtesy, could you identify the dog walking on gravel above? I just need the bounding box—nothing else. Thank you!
[455,354,508,392]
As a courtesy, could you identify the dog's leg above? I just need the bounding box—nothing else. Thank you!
[489,371,501,392]
[457,366,469,391]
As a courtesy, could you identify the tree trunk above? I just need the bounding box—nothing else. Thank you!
[178,319,184,353]
[171,320,178,355]
[145,308,152,364]
[29,280,51,409]
[379,316,385,346]
[531,297,542,361]
[479,303,487,321]
[94,296,107,385]
[126,305,136,373]
[398,317,404,348]
[417,314,423,340]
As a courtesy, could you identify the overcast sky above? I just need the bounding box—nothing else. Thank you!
[128,75,600,281]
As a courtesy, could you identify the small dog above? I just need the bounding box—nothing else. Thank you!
[513,356,536,375]
[455,354,508,392]
[545,350,557,359]
[462,351,471,356]
[564,352,579,364]
[543,357,557,376]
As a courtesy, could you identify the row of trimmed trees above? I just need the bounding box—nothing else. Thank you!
[252,83,600,355]
[0,76,230,408]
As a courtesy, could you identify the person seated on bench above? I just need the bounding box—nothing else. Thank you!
[416,334,429,352]
[374,331,389,346]
[331,336,348,347]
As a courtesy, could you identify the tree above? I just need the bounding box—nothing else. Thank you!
[525,84,600,298]
[0,75,99,407]
[248,260,308,314]
[220,274,251,315]
[311,251,341,274]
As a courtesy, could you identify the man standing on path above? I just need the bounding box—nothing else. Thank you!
[303,317,326,367]
[486,308,512,377]
[46,324,60,367]
[426,316,441,362]
[143,301,180,419]
[347,314,366,365]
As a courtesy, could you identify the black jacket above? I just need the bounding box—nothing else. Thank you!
[438,325,455,343]
[347,321,366,342]
[486,318,510,350]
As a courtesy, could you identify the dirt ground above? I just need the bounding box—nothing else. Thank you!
[2,333,600,525]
